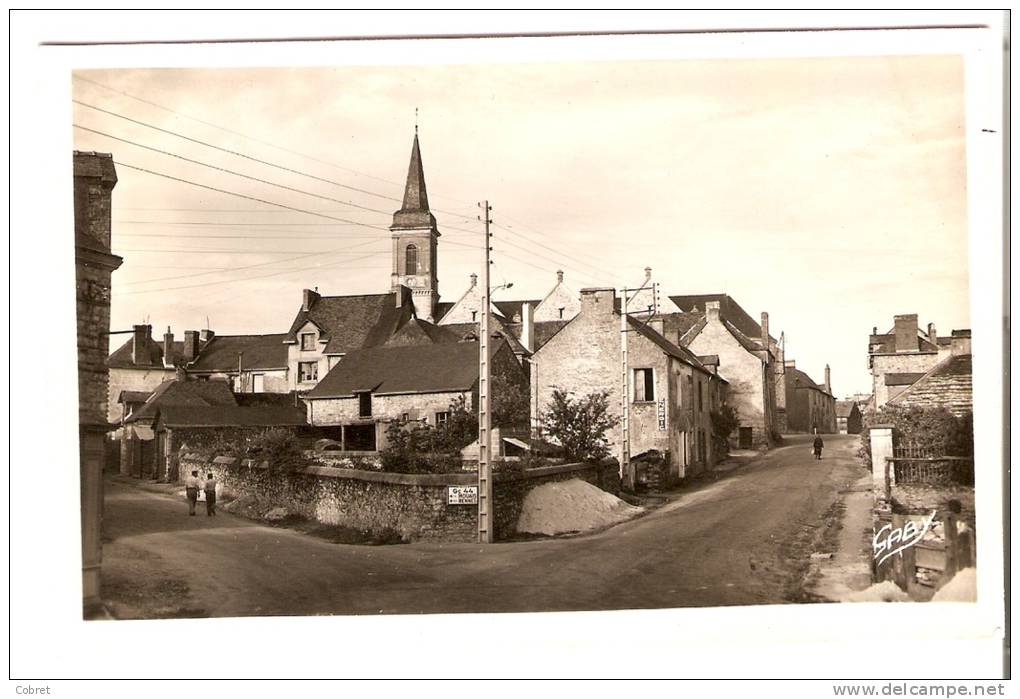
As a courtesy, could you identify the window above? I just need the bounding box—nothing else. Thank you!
[298,361,318,383]
[358,392,372,418]
[253,374,265,393]
[435,411,450,427]
[686,375,693,409]
[633,368,655,402]
[558,307,564,319]
[698,380,704,413]
[471,310,477,322]
[405,244,418,275]
[300,332,316,351]
[401,413,410,422]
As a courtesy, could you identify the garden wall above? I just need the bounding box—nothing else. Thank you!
[178,453,619,543]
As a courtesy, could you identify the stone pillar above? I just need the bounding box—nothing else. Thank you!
[869,424,896,497]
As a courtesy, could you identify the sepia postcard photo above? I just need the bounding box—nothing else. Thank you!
[9,11,1008,683]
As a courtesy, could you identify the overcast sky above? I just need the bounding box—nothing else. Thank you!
[72,55,969,396]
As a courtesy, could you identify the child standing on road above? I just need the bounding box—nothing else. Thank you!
[204,473,218,517]
[813,434,824,460]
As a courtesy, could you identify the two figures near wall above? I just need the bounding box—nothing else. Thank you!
[184,470,218,516]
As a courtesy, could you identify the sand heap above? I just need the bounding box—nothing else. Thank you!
[517,479,643,536]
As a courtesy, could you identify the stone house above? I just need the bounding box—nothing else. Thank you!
[835,401,863,434]
[885,333,972,417]
[530,287,728,480]
[783,361,837,433]
[75,150,122,616]
[107,324,185,424]
[868,314,969,409]
[186,332,290,393]
[661,295,780,449]
[303,339,527,452]
[120,376,237,478]
[153,405,308,481]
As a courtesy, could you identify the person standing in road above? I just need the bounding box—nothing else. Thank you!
[185,470,200,515]
[812,432,824,460]
[204,473,218,517]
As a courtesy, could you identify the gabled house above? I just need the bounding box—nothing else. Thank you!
[868,314,969,409]
[885,334,972,417]
[303,338,527,452]
[119,376,237,479]
[187,332,290,393]
[107,324,195,424]
[530,287,727,481]
[658,295,780,449]
[783,361,837,434]
[835,401,863,434]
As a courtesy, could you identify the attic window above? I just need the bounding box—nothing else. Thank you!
[558,308,564,319]
[300,332,316,351]
[471,310,477,322]
[358,392,372,418]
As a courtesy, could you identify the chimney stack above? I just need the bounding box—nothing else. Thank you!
[648,316,665,336]
[163,326,175,368]
[199,328,215,343]
[521,302,535,353]
[927,322,937,346]
[705,300,721,322]
[580,287,616,316]
[894,314,918,352]
[784,359,796,369]
[760,312,770,352]
[183,331,200,363]
[824,364,831,393]
[131,324,150,365]
[302,288,320,313]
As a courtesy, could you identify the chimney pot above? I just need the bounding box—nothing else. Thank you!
[644,266,652,281]
[470,273,478,288]
[163,327,176,368]
[927,322,938,346]
[556,270,564,283]
[199,328,214,343]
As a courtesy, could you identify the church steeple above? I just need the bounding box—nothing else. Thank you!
[392,134,437,230]
[390,132,440,322]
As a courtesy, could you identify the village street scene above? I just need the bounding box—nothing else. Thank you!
[73,56,978,621]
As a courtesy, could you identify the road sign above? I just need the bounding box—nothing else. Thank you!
[448,485,478,505]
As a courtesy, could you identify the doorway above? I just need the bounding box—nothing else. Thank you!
[738,427,753,449]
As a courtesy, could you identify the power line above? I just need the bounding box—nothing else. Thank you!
[72,84,476,216]
[491,220,629,286]
[75,123,402,220]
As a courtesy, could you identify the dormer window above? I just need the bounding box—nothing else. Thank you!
[558,307,565,319]
[405,244,418,275]
[300,332,316,351]
[471,310,477,322]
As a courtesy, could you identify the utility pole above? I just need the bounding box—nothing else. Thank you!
[477,200,494,543]
[620,287,632,492]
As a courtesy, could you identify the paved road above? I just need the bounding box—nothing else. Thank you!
[100,434,866,618]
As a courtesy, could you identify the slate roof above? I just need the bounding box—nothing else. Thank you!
[188,334,289,372]
[668,294,774,342]
[869,327,942,353]
[117,390,152,404]
[885,372,926,387]
[835,401,859,419]
[305,341,490,399]
[108,335,186,369]
[384,318,461,346]
[887,354,973,416]
[284,292,413,355]
[156,405,307,429]
[493,300,539,322]
[626,316,723,380]
[127,379,237,423]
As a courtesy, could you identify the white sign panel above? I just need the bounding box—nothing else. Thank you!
[447,486,478,505]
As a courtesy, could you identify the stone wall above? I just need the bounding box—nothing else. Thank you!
[178,452,615,542]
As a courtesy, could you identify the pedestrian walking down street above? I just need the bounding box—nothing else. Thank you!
[204,473,217,517]
[185,470,200,515]
[813,433,824,461]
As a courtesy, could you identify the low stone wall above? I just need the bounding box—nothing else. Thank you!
[179,453,618,543]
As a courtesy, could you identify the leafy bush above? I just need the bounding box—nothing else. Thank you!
[540,389,620,462]
[379,396,478,473]
[859,405,974,467]
[710,404,740,456]
[247,428,307,473]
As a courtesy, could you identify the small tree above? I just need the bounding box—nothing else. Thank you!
[541,389,620,462]
[492,370,530,429]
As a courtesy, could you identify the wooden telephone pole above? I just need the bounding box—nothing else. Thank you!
[477,200,494,543]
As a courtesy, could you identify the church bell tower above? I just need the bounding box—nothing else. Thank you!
[390,133,440,322]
